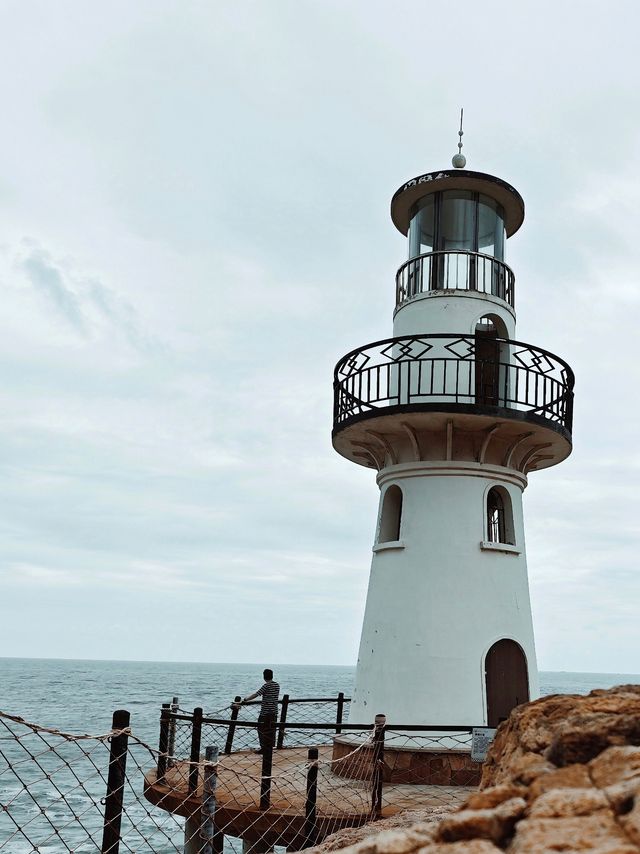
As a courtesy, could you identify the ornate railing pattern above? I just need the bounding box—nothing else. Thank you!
[333,334,574,434]
[396,251,515,308]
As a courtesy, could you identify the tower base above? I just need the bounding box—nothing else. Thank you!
[332,737,481,787]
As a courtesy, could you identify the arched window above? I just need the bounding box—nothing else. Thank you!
[378,485,403,543]
[486,486,514,545]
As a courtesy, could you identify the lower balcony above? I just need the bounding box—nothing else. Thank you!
[332,334,574,472]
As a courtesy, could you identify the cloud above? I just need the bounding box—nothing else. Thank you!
[14,241,156,354]
[19,244,87,332]
[0,0,639,670]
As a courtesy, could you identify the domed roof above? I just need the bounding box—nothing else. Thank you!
[390,169,525,237]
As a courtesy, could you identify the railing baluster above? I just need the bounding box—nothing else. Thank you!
[303,747,319,848]
[189,707,203,794]
[224,697,242,755]
[336,692,344,734]
[277,694,290,750]
[157,704,170,782]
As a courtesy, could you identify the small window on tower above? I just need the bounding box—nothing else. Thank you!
[378,485,403,543]
[486,486,514,545]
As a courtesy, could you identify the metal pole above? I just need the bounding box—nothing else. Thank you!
[157,703,170,781]
[224,696,242,755]
[335,692,344,734]
[168,697,179,768]
[260,738,273,810]
[276,694,289,750]
[371,714,386,820]
[189,707,203,794]
[200,745,223,854]
[101,709,130,854]
[303,747,319,848]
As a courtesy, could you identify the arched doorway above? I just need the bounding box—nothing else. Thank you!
[485,639,529,727]
[475,317,500,406]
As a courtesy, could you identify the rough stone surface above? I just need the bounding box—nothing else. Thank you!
[506,813,638,852]
[307,809,452,852]
[435,798,525,844]
[309,686,640,854]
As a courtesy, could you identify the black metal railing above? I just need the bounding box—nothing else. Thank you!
[396,251,515,308]
[333,333,574,435]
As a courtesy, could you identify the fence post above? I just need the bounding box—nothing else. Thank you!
[303,747,319,848]
[371,713,386,820]
[168,697,179,768]
[260,739,273,810]
[277,693,290,750]
[224,696,242,755]
[189,707,203,793]
[157,704,170,782]
[335,692,344,734]
[101,709,130,854]
[200,745,224,854]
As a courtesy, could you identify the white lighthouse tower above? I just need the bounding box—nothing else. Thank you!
[332,137,574,729]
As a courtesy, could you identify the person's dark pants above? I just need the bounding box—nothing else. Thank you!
[257,713,276,752]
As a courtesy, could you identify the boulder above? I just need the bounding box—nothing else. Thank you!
[307,686,640,854]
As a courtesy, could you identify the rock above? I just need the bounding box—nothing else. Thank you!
[527,787,609,817]
[310,687,640,854]
[482,686,640,788]
[354,828,434,853]
[620,797,640,847]
[507,813,638,852]
[435,798,526,845]
[307,808,452,853]
[463,783,526,810]
[546,715,640,767]
[590,747,640,788]
[415,843,501,853]
[527,764,594,801]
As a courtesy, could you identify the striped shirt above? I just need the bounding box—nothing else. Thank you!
[257,681,280,716]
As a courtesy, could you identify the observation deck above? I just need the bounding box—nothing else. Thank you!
[332,333,574,472]
[143,696,476,852]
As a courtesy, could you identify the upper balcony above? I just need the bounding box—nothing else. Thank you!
[396,250,515,310]
[332,333,574,472]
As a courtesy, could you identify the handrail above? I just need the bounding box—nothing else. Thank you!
[238,696,351,705]
[333,332,574,435]
[396,250,515,308]
[165,709,473,732]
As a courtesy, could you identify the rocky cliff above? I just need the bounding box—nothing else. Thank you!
[310,686,640,853]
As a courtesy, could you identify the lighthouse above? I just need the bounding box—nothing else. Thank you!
[332,134,574,728]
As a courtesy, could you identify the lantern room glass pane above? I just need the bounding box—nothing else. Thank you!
[408,196,435,259]
[477,195,505,260]
[438,191,475,252]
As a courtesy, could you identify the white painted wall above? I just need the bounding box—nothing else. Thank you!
[349,461,539,726]
[393,291,516,340]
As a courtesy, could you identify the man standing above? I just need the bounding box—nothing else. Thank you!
[234,669,280,754]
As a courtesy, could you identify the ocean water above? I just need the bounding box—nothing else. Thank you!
[2,658,638,736]
[1,659,639,853]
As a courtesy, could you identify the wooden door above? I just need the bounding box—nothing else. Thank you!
[485,639,529,727]
[475,326,500,405]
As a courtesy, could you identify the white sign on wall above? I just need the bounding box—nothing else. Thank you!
[471,727,497,762]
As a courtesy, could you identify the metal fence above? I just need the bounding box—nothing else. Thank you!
[0,698,481,854]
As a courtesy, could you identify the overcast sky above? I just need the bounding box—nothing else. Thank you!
[0,0,639,673]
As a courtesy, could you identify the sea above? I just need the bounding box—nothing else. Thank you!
[1,659,639,853]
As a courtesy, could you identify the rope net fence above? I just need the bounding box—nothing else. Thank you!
[0,700,479,854]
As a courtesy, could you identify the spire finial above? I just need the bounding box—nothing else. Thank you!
[452,108,466,169]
